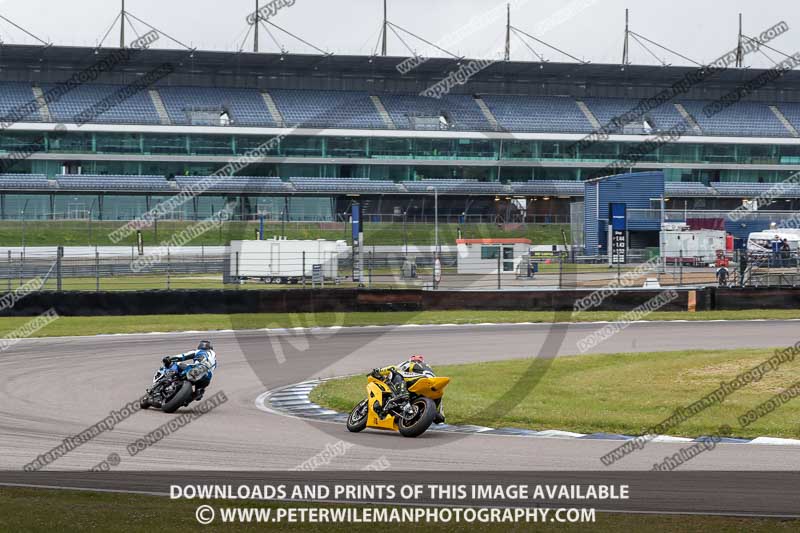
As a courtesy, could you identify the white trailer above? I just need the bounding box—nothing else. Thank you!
[229,239,345,284]
[660,228,725,265]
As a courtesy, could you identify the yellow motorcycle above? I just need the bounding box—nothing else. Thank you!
[346,373,450,438]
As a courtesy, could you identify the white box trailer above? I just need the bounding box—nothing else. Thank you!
[660,229,725,265]
[229,239,345,284]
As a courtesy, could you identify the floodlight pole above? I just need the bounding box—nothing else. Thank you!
[120,0,125,48]
[381,0,388,56]
[736,13,743,67]
[621,8,629,65]
[504,3,510,61]
[254,0,259,52]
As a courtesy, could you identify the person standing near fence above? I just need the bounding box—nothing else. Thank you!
[716,265,729,287]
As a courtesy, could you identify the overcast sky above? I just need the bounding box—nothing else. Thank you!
[0,0,797,68]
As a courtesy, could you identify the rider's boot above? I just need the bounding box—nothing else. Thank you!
[390,379,409,403]
[193,387,205,401]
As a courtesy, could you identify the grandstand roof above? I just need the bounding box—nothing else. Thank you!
[3,44,800,99]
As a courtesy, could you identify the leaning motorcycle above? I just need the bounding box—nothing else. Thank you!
[140,362,207,413]
[346,372,450,438]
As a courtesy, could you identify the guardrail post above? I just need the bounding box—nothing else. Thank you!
[166,247,171,290]
[432,250,436,291]
[96,248,100,292]
[302,251,306,289]
[368,249,373,288]
[56,246,63,291]
[497,250,501,290]
[679,250,683,286]
[558,253,564,289]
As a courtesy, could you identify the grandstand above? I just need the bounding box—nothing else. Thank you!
[0,44,798,225]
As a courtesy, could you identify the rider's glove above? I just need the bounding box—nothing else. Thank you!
[162,356,173,367]
[369,368,382,379]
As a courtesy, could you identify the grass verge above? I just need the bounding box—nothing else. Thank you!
[0,488,797,532]
[1,309,800,338]
[311,348,800,439]
[0,221,568,246]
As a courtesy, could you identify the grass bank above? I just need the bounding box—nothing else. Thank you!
[0,221,568,247]
[311,348,800,439]
[1,309,800,338]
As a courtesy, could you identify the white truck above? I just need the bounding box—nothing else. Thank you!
[660,227,725,265]
[228,239,346,284]
[747,229,800,254]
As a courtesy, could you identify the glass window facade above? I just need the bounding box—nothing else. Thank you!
[53,194,100,219]
[0,131,794,171]
[103,195,149,221]
[4,194,50,220]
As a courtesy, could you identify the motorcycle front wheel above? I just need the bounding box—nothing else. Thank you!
[162,382,193,413]
[346,400,368,432]
[398,397,436,438]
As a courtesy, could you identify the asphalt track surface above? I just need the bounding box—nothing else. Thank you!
[1,319,800,477]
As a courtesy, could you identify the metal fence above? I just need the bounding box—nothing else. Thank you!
[3,244,799,292]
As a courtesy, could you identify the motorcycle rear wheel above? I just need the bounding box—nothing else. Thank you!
[162,382,193,413]
[346,400,368,432]
[398,397,436,438]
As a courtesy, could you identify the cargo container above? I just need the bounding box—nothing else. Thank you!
[660,228,725,265]
[228,239,345,284]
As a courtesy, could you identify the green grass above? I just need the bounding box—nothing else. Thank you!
[0,221,568,246]
[311,347,800,439]
[1,309,800,339]
[0,488,797,533]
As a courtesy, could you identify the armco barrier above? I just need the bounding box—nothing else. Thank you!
[0,288,692,317]
[712,287,800,310]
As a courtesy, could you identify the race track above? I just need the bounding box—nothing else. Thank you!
[1,320,799,475]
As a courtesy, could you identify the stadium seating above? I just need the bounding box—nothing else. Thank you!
[403,179,509,194]
[290,177,401,193]
[269,89,385,129]
[0,174,50,189]
[0,83,41,122]
[776,103,800,134]
[583,98,687,133]
[664,182,718,197]
[159,87,276,127]
[1,79,798,140]
[42,84,161,125]
[709,181,800,197]
[480,95,593,133]
[175,176,291,193]
[55,174,172,191]
[379,94,491,131]
[509,180,584,195]
[679,101,787,137]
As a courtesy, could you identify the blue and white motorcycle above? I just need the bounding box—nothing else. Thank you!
[140,361,207,413]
